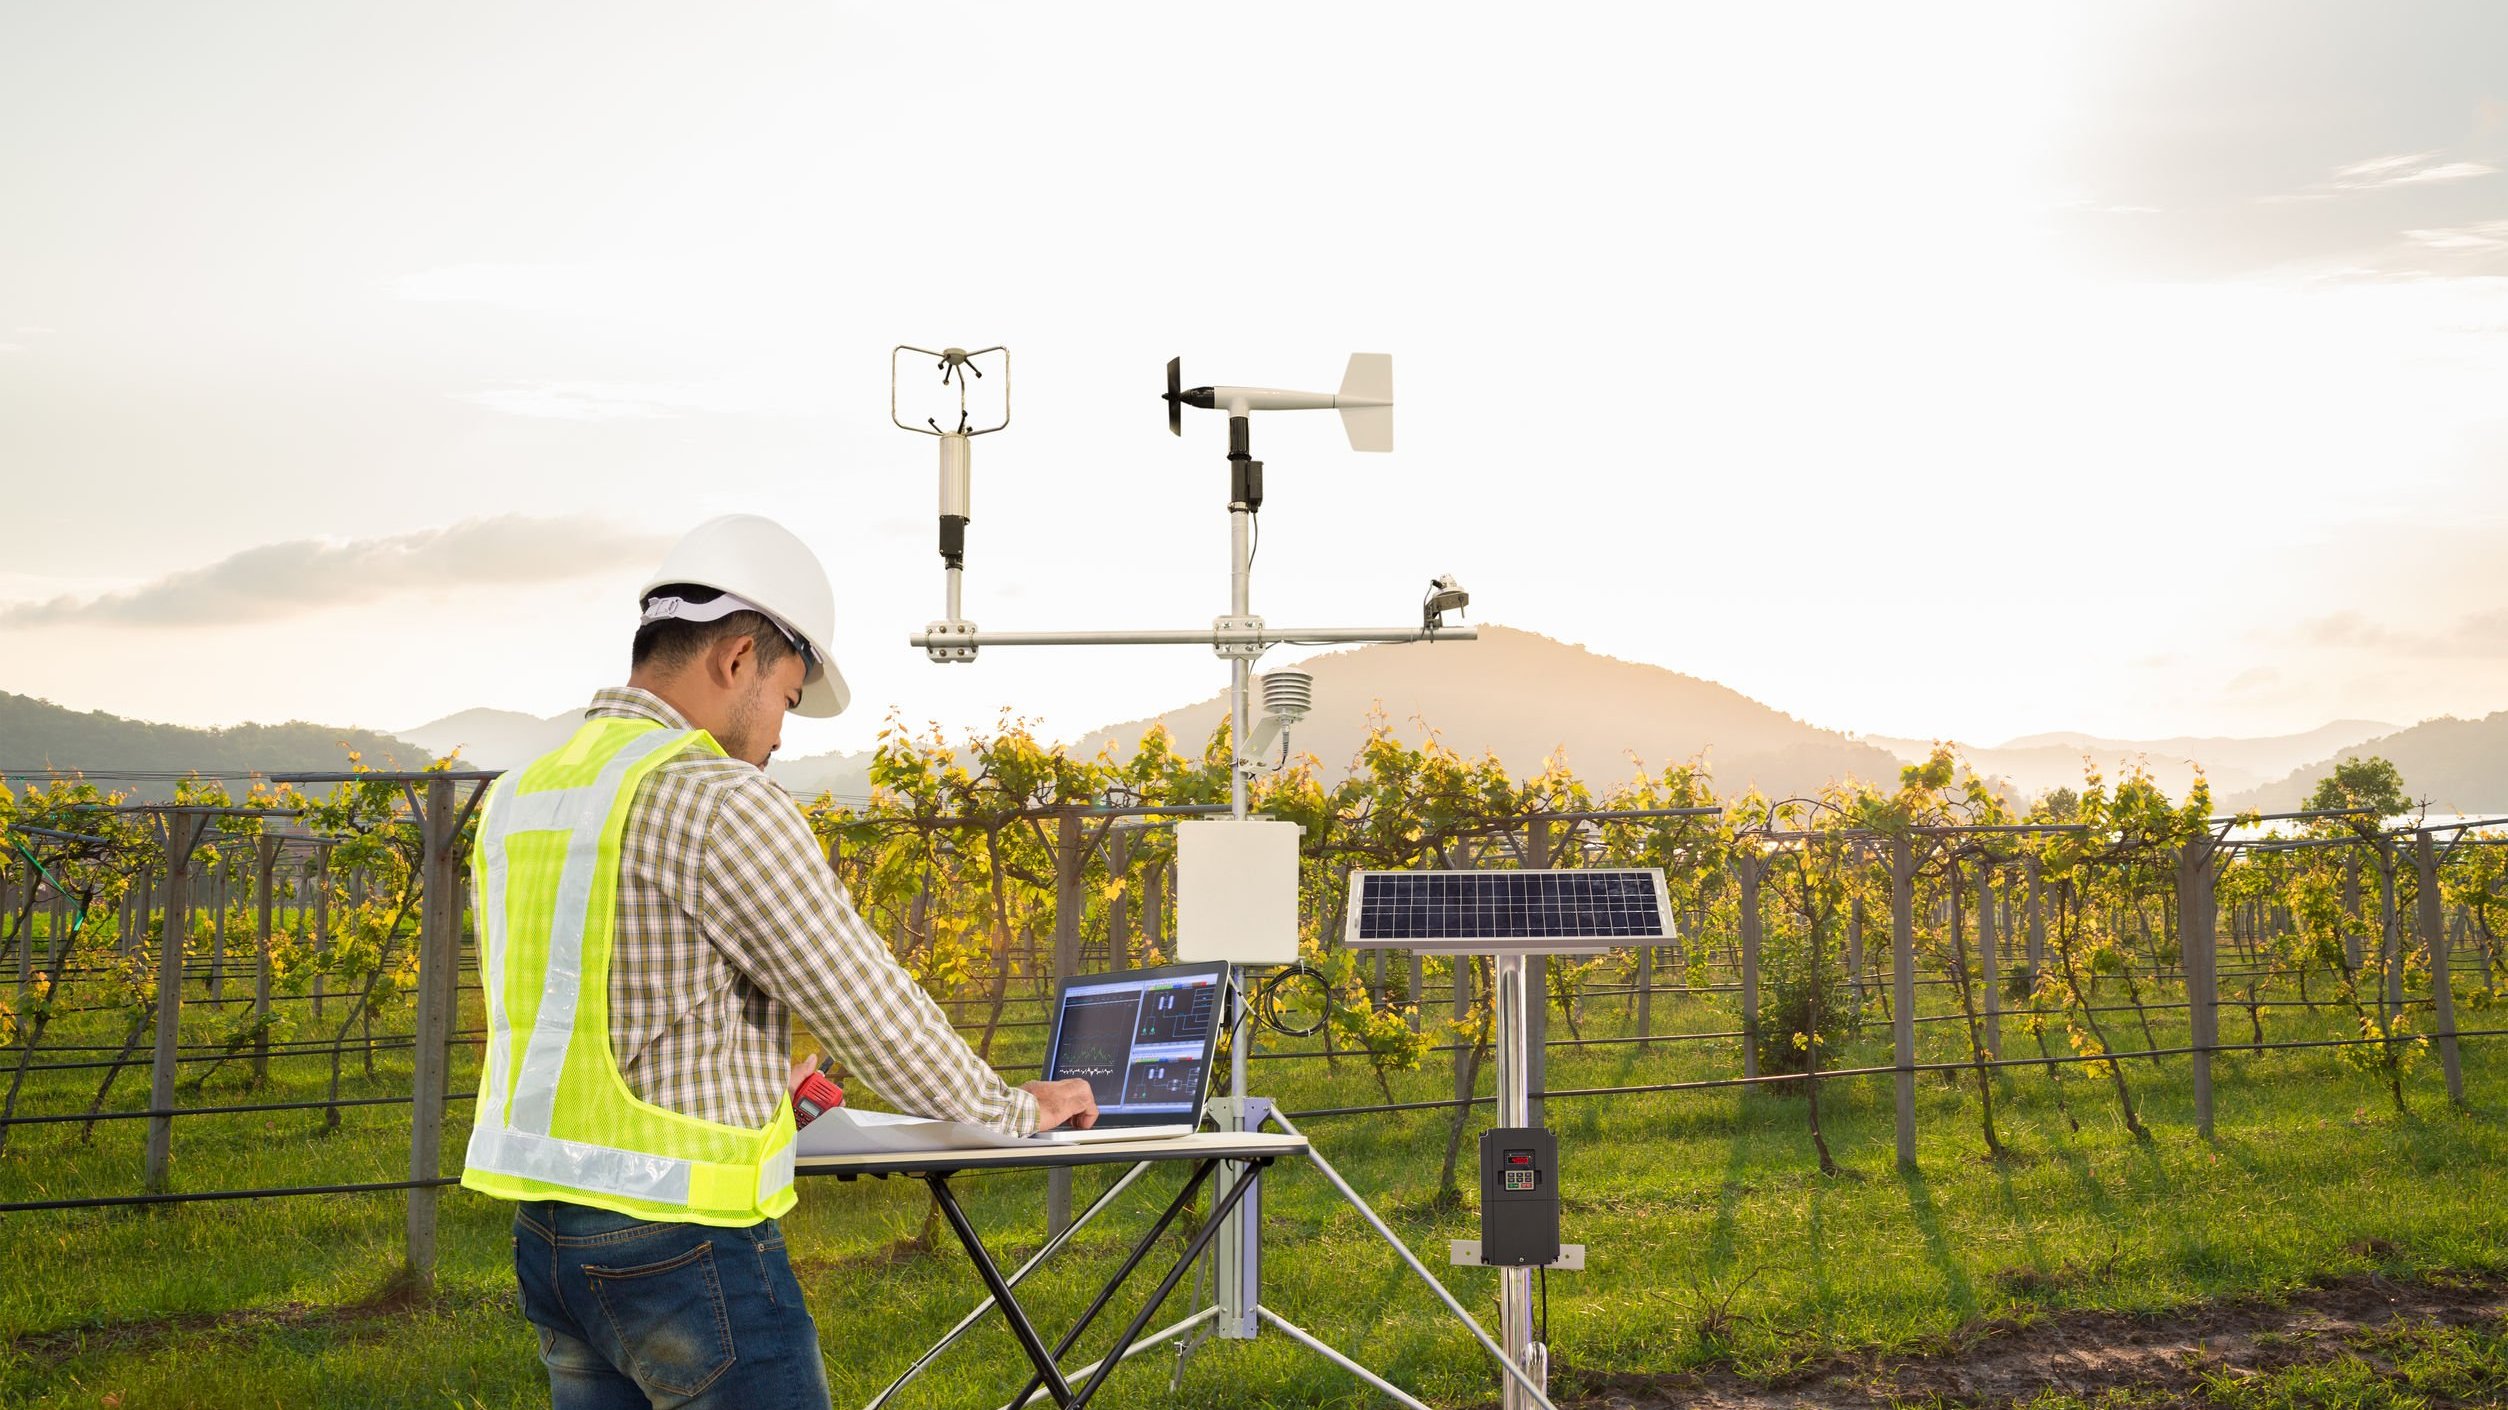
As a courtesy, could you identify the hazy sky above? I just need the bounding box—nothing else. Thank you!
[4,2,2506,762]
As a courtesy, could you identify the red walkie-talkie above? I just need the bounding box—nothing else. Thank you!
[792,1054,845,1127]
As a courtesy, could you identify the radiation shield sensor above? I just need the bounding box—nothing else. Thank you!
[1342,868,1676,955]
[1242,669,1313,768]
[1175,818,1304,965]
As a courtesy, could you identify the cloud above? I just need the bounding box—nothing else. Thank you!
[2264,153,2501,205]
[2301,609,2508,658]
[0,515,667,628]
[2337,156,2497,189]
[2406,219,2508,253]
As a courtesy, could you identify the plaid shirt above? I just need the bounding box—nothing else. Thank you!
[580,686,1037,1136]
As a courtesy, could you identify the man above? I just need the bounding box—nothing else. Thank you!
[461,513,1098,1408]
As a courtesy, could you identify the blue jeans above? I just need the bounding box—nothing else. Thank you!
[512,1200,831,1410]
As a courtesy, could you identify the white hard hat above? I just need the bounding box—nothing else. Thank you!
[638,514,851,718]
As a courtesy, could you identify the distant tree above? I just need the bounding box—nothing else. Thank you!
[2305,755,2408,818]
[2034,786,2081,823]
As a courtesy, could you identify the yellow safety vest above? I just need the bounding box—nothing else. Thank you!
[460,717,798,1226]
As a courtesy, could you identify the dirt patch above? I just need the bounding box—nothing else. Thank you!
[1557,1274,2508,1409]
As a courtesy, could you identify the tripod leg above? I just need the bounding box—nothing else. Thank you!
[1266,1109,1560,1410]
[1256,1307,1435,1410]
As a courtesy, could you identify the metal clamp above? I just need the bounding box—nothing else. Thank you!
[1212,616,1266,660]
[924,619,980,664]
[1449,1241,1586,1271]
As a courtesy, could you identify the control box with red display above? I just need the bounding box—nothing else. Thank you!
[1476,1126,1559,1266]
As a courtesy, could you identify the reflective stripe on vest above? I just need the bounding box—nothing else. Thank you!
[460,717,797,1226]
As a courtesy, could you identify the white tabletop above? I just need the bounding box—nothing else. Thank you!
[795,1129,1308,1177]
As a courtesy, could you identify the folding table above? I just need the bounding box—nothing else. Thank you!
[799,1130,1308,1410]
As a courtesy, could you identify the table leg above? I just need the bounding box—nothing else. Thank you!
[870,1161,1159,1410]
[927,1173,1076,1408]
[1009,1158,1224,1410]
[1065,1159,1269,1409]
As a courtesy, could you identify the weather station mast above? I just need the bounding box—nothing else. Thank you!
[880,344,1587,1410]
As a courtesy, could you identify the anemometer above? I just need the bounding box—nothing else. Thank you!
[886,345,1565,1410]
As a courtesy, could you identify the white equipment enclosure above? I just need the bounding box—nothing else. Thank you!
[1176,819,1304,967]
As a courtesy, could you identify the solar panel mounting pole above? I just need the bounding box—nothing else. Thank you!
[1492,948,1542,1410]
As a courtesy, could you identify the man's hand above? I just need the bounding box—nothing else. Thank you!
[1021,1078,1100,1133]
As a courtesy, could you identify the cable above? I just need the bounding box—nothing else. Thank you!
[1245,509,1260,577]
[1253,963,1330,1038]
[1538,1265,1549,1347]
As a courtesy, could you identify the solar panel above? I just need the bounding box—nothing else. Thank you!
[1342,869,1674,954]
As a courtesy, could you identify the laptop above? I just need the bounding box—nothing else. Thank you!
[1032,960,1230,1144]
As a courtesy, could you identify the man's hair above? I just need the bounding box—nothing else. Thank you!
[631,583,800,676]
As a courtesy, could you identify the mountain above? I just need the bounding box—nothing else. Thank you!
[0,690,434,798]
[1865,719,2397,801]
[770,748,874,801]
[396,707,577,769]
[1995,721,2396,791]
[1073,625,1903,799]
[35,635,2484,814]
[2228,712,2508,813]
[398,706,874,801]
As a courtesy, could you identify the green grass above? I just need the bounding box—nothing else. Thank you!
[0,963,2501,1408]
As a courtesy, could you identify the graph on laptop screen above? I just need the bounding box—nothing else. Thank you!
[1051,972,1219,1114]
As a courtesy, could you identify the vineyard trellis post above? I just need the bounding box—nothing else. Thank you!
[145,810,214,1194]
[2376,842,2402,1026]
[2340,850,2362,971]
[1408,950,1426,1032]
[311,843,331,1019]
[209,849,227,1002]
[2416,830,2465,1108]
[2024,856,2045,977]
[1889,835,1916,1171]
[253,835,279,1082]
[1145,854,1168,968]
[1846,892,1865,1007]
[1106,828,1133,972]
[1977,861,2001,1059]
[400,772,491,1291]
[129,867,149,959]
[1734,850,1765,1081]
[2178,835,2220,1139]
[7,859,24,996]
[1634,939,1653,1041]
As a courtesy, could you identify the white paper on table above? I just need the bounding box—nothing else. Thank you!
[792,1106,1041,1157]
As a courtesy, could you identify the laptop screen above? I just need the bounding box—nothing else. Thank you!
[1044,963,1227,1122]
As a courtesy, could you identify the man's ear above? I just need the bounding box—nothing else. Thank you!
[706,634,759,691]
